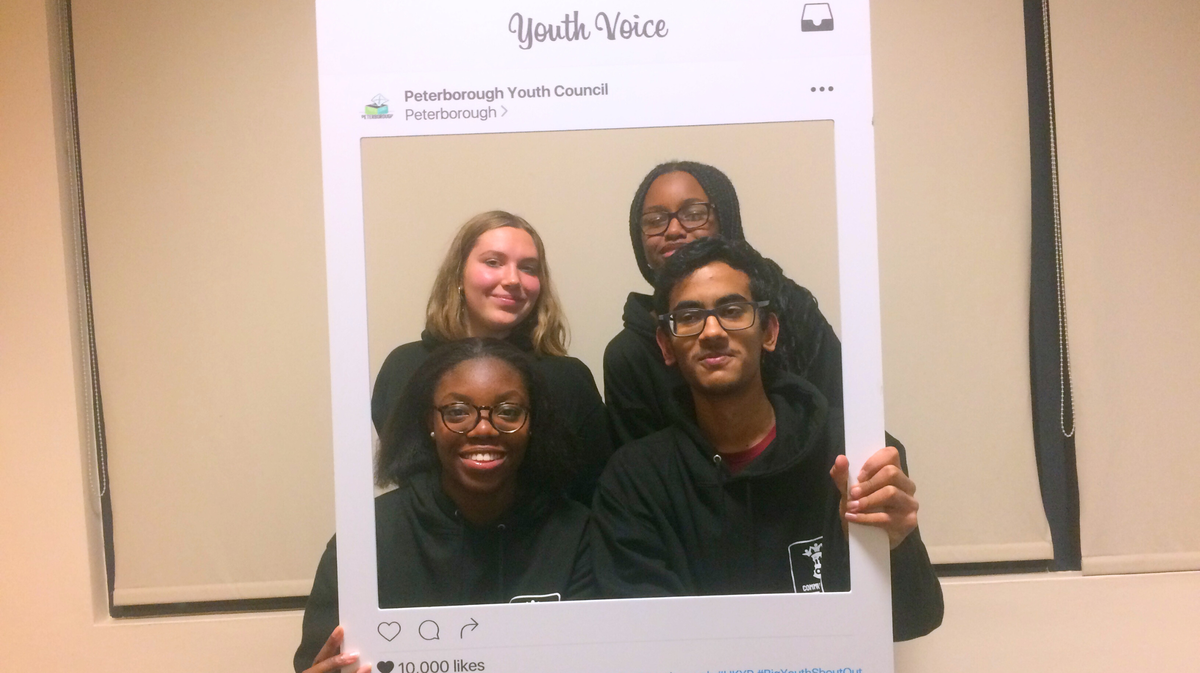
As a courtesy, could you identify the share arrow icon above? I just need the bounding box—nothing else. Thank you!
[460,618,479,638]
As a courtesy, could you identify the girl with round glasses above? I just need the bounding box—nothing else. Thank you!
[372,210,611,503]
[295,339,593,673]
[605,161,847,446]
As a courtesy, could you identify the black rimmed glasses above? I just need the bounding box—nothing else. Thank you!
[436,402,529,434]
[639,202,716,237]
[659,300,770,337]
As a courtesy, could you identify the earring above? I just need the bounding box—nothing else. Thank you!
[429,431,435,438]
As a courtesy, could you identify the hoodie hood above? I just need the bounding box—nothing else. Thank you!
[620,292,658,341]
[411,469,554,536]
[666,372,834,481]
[591,369,849,599]
[420,328,534,353]
[590,357,945,639]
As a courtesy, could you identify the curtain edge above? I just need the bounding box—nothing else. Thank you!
[928,541,1054,565]
[113,578,313,606]
[1082,552,1200,577]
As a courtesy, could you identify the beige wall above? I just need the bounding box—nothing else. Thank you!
[0,0,299,666]
[874,0,1050,564]
[68,0,1054,587]
[69,0,334,604]
[361,122,839,381]
[896,571,1200,670]
[1052,0,1200,574]
[4,1,1199,672]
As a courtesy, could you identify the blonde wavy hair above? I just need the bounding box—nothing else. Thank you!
[426,211,569,356]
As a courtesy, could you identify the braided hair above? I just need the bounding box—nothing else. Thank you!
[630,161,835,388]
[628,161,745,285]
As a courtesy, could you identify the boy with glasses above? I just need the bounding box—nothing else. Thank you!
[605,162,845,449]
[591,238,943,640]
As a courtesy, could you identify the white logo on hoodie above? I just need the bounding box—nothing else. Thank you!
[788,537,825,593]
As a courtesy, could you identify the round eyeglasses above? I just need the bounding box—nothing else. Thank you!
[436,402,529,434]
[640,202,716,237]
[659,300,770,337]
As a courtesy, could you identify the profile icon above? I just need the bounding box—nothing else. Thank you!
[801,3,834,32]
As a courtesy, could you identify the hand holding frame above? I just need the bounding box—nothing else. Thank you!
[830,446,919,549]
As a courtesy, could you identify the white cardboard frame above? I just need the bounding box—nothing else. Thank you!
[315,2,892,671]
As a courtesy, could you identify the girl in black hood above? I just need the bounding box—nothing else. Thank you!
[295,339,593,673]
[604,161,844,446]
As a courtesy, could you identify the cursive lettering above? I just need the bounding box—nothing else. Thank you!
[594,12,669,41]
[509,10,668,49]
[509,11,591,50]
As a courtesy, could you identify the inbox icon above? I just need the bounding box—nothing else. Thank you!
[801,3,834,32]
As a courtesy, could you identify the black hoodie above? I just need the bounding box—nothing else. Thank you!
[602,292,683,447]
[373,331,613,503]
[591,374,943,641]
[294,472,593,672]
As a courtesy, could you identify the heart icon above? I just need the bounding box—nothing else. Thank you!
[378,662,395,673]
[377,621,401,641]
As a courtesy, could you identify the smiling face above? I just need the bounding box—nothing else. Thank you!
[431,357,530,515]
[656,261,778,398]
[461,226,542,338]
[641,171,720,271]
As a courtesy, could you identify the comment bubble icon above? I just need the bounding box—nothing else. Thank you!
[419,620,440,640]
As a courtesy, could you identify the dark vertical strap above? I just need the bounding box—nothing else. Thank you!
[58,0,119,608]
[1024,0,1081,571]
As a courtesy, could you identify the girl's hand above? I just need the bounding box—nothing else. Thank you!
[303,625,372,673]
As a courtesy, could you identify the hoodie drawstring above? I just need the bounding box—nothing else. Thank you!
[746,480,759,583]
[454,510,468,603]
[497,523,507,601]
[712,454,734,585]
